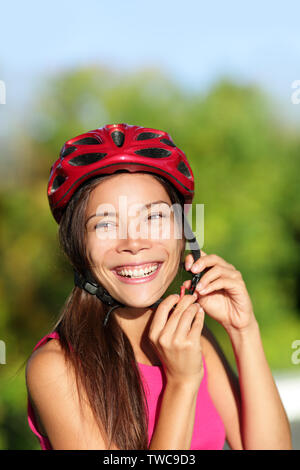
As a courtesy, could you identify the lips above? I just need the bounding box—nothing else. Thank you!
[111,262,163,284]
[112,261,162,271]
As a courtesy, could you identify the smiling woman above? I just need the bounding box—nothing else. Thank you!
[25,123,292,451]
[25,123,216,450]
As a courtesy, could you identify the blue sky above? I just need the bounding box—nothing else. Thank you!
[1,0,300,136]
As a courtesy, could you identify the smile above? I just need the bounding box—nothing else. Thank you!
[111,262,163,284]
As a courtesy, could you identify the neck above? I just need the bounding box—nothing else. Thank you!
[114,306,161,364]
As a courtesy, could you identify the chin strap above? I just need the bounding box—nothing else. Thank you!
[73,268,172,327]
[73,214,204,327]
[73,269,126,327]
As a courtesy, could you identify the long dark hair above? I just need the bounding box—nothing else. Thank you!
[51,171,187,450]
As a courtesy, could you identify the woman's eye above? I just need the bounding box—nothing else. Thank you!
[95,222,116,230]
[148,212,166,221]
[94,213,167,230]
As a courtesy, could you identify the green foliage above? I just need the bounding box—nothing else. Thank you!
[1,65,300,449]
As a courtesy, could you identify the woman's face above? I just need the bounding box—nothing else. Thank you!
[85,173,185,308]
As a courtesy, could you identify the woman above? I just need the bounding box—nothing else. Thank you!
[25,123,292,450]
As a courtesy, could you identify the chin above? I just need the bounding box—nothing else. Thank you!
[121,297,158,310]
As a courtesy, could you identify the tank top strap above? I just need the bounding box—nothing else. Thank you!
[32,331,60,352]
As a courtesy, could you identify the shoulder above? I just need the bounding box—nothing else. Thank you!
[25,338,74,404]
[25,337,119,449]
[26,338,66,377]
[25,338,77,442]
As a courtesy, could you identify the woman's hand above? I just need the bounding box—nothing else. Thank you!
[183,250,257,333]
[148,293,205,387]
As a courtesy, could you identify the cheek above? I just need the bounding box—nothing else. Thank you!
[86,234,111,267]
[159,216,179,241]
[162,238,181,267]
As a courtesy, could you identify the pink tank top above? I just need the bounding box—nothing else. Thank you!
[27,331,226,450]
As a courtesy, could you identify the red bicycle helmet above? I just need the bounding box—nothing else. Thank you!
[47,123,203,326]
[48,123,194,224]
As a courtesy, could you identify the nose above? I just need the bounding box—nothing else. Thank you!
[116,229,152,255]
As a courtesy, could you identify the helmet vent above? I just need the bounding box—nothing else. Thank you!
[136,132,163,140]
[51,174,66,193]
[134,148,171,158]
[177,161,192,178]
[160,138,176,147]
[111,131,125,147]
[72,137,101,145]
[60,146,77,159]
[68,153,107,166]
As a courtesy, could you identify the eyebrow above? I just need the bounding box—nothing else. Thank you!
[85,200,171,225]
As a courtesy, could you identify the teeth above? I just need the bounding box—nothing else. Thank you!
[117,263,159,278]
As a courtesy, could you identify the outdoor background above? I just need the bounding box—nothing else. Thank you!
[0,0,299,450]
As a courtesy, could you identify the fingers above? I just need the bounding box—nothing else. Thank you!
[149,294,180,340]
[162,294,198,337]
[196,276,242,296]
[188,307,205,341]
[183,262,242,298]
[185,253,195,271]
[195,265,240,294]
[184,250,208,271]
[184,250,234,275]
[183,280,191,290]
[174,303,204,340]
